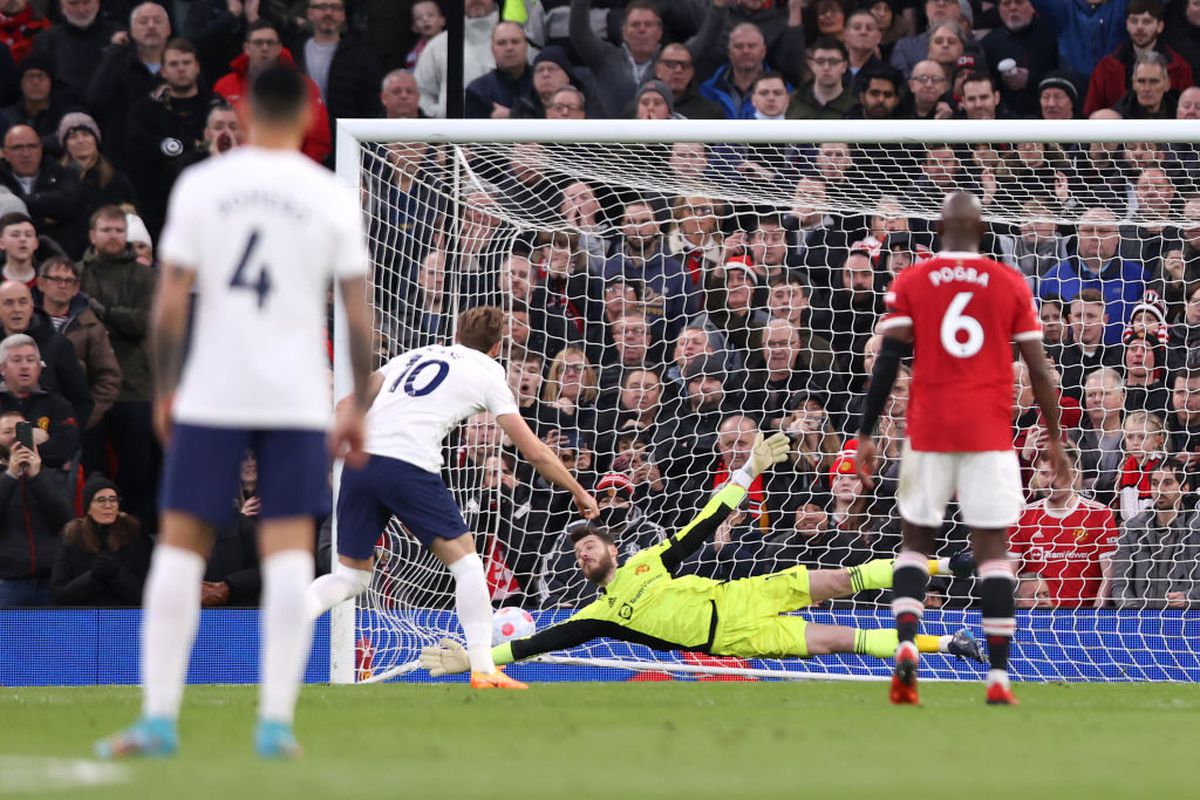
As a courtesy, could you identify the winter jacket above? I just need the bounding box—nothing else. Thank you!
[212,50,331,165]
[78,248,155,402]
[29,16,121,102]
[289,34,382,135]
[980,16,1062,117]
[0,384,79,468]
[1084,42,1193,115]
[1030,0,1129,78]
[465,66,534,119]
[124,90,213,239]
[786,81,856,120]
[51,296,122,428]
[85,43,165,168]
[414,9,498,118]
[18,310,93,428]
[599,244,695,341]
[0,159,84,258]
[204,514,261,606]
[0,469,73,580]
[50,514,152,606]
[1110,509,1200,609]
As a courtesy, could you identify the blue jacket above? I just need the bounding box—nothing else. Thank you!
[700,64,760,120]
[1031,0,1128,78]
[600,246,694,340]
[464,67,534,119]
[1039,255,1146,344]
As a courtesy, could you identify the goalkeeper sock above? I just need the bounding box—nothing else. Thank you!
[141,544,205,720]
[854,630,945,658]
[304,563,372,621]
[448,553,495,674]
[260,549,315,724]
[891,550,929,644]
[979,559,1016,673]
[849,558,949,592]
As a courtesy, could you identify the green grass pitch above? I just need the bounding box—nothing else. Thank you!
[1,682,1196,799]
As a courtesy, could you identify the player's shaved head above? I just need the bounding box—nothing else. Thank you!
[249,64,310,126]
[938,190,984,252]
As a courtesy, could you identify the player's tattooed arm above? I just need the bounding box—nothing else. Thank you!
[339,276,375,410]
[149,262,196,397]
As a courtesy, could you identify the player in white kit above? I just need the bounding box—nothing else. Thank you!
[97,66,375,759]
[304,305,599,689]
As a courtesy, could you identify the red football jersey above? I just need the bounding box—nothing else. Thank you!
[882,252,1041,451]
[1010,497,1118,608]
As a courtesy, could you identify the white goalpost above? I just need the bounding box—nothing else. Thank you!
[331,118,1200,685]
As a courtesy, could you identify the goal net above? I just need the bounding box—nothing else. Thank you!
[332,119,1200,684]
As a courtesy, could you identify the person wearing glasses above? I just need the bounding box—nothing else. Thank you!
[51,474,152,606]
[212,19,331,164]
[787,36,855,119]
[35,255,123,437]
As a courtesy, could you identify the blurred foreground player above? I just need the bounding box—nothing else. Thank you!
[98,65,375,759]
[855,192,1070,706]
[304,306,599,690]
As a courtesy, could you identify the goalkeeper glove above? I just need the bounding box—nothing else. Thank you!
[744,432,790,480]
[419,638,470,677]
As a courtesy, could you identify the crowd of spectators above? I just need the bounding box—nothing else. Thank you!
[0,0,1198,613]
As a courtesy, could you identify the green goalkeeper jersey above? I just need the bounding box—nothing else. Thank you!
[494,482,747,665]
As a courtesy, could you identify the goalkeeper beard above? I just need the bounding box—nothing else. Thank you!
[579,548,616,584]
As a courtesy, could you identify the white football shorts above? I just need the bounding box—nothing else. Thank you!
[896,442,1024,529]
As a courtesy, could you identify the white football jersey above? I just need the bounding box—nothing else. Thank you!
[366,343,518,473]
[158,146,368,429]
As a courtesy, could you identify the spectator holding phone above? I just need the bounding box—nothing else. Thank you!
[201,453,262,607]
[0,412,74,607]
[51,474,151,606]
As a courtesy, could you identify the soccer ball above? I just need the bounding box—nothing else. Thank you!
[492,607,535,645]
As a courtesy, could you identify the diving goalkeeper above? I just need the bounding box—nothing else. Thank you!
[421,433,982,675]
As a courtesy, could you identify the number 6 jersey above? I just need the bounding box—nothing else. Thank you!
[158,146,369,430]
[879,251,1042,453]
[367,344,518,473]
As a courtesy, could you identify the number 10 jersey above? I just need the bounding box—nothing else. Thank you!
[366,344,518,473]
[159,146,369,430]
[879,251,1042,452]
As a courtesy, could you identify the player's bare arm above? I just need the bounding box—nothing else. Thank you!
[497,412,599,520]
[1017,337,1071,486]
[148,261,196,444]
[330,275,374,466]
[855,325,912,489]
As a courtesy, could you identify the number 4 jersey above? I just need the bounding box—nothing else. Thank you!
[880,252,1042,452]
[367,344,518,474]
[159,146,369,430]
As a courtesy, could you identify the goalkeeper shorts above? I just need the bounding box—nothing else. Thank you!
[336,454,468,557]
[709,566,812,659]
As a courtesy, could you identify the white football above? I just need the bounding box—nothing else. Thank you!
[492,607,535,645]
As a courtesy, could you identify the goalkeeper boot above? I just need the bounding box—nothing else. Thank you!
[890,641,920,705]
[947,629,986,663]
[255,719,303,760]
[986,674,1019,706]
[94,716,178,759]
[470,670,528,690]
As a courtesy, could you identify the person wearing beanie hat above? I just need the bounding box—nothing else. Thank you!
[513,44,574,118]
[56,111,101,150]
[125,213,153,267]
[58,111,137,236]
[634,78,675,119]
[51,472,153,607]
[1038,69,1081,119]
[6,55,70,155]
[1122,327,1170,413]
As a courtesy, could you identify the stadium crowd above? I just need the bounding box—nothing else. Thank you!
[0,0,1197,614]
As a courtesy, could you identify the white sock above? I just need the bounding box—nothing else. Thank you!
[988,668,1010,687]
[260,550,315,724]
[935,557,951,575]
[938,635,952,653]
[447,553,495,673]
[141,545,206,720]
[304,563,372,621]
